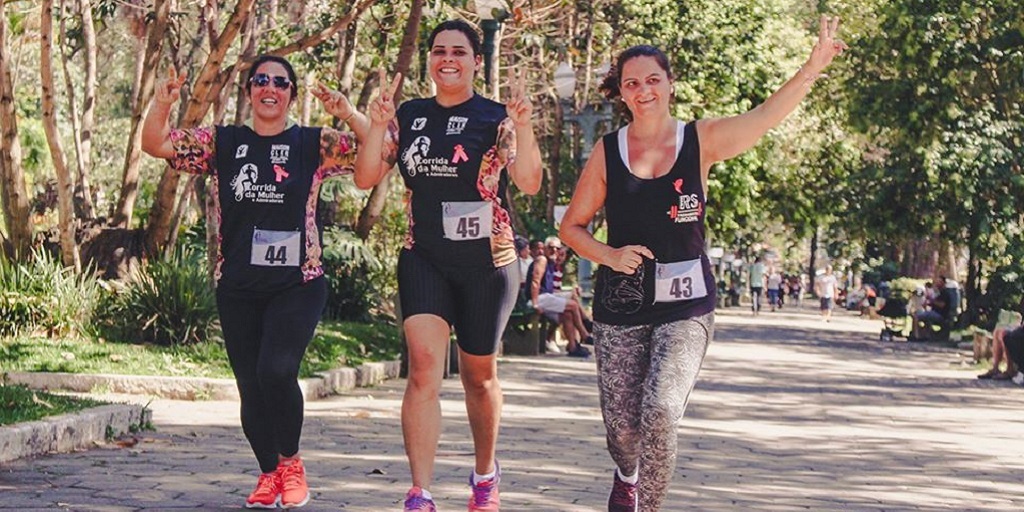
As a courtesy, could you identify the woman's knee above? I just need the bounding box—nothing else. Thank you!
[256,361,299,389]
[642,404,682,433]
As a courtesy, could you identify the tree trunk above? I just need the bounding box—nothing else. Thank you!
[77,0,98,219]
[58,0,97,220]
[40,0,81,270]
[111,0,172,229]
[355,0,423,239]
[0,3,32,259]
[808,225,818,297]
[336,22,358,95]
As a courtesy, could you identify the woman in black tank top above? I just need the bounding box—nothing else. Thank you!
[559,18,847,511]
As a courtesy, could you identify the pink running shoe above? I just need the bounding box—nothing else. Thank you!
[607,470,638,512]
[403,486,437,512]
[467,462,501,511]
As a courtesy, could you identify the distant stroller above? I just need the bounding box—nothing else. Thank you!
[878,296,910,342]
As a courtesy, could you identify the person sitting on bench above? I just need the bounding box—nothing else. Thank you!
[912,275,951,340]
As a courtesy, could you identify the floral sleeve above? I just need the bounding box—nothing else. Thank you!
[383,119,400,168]
[169,127,215,175]
[496,117,517,169]
[318,127,357,179]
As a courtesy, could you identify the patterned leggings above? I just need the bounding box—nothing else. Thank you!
[594,313,714,511]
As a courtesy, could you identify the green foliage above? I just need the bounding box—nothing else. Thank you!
[321,226,383,322]
[888,277,926,300]
[91,247,218,346]
[976,266,1024,330]
[0,384,106,426]
[0,250,102,338]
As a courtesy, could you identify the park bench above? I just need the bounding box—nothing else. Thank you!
[502,305,556,356]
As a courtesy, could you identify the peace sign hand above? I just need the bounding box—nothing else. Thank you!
[311,80,355,120]
[504,67,532,127]
[805,15,848,76]
[368,68,402,126]
[155,66,187,106]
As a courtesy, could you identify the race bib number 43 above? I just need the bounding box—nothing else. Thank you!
[251,228,300,267]
[442,201,493,241]
[654,259,707,303]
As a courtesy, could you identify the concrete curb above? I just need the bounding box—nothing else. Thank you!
[5,359,403,402]
[0,403,150,464]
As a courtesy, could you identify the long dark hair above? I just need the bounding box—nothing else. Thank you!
[245,54,298,101]
[427,19,482,56]
[599,45,674,121]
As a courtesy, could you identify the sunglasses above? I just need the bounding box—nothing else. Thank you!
[249,73,292,90]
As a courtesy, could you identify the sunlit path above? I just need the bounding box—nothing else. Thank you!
[2,305,1021,511]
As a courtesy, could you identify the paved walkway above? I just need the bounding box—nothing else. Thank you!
[2,305,1023,511]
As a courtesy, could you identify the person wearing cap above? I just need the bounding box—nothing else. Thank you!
[527,237,592,357]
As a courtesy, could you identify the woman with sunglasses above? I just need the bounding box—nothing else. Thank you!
[142,54,369,509]
[354,19,541,512]
[558,17,846,511]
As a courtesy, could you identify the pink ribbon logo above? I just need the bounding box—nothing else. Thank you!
[452,144,469,164]
[273,164,290,183]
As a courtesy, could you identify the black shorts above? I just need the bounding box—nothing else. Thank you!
[397,248,519,356]
[1004,327,1024,369]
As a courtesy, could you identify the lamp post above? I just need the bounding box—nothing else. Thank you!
[555,60,614,303]
[475,0,509,99]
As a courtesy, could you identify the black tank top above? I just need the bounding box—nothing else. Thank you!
[395,94,516,269]
[213,125,321,292]
[593,121,716,325]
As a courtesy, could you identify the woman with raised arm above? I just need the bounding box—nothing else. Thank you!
[354,18,541,512]
[141,54,368,510]
[558,17,846,511]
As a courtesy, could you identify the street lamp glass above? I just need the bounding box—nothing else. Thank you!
[474,0,506,20]
[554,61,576,100]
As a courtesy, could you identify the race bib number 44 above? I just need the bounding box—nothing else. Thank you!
[654,259,707,303]
[442,201,493,241]
[251,228,300,267]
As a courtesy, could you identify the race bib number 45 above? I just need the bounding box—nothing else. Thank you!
[654,259,707,303]
[442,201,493,241]
[251,228,300,267]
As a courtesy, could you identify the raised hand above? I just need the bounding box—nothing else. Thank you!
[504,67,532,127]
[367,68,402,125]
[311,80,355,120]
[607,245,655,275]
[154,66,187,105]
[805,15,847,76]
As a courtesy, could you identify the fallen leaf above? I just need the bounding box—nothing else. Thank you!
[31,393,54,409]
[115,437,139,448]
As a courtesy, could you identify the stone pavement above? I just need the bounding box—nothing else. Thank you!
[2,304,1023,511]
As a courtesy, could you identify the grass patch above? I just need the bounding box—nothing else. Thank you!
[0,320,401,380]
[0,384,107,426]
[302,321,402,376]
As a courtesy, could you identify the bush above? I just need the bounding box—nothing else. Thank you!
[0,249,102,338]
[976,267,1024,331]
[321,226,384,322]
[91,247,217,346]
[888,277,926,300]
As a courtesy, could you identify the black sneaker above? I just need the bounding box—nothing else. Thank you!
[566,345,591,358]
